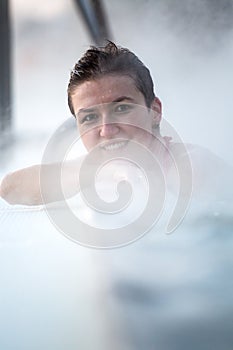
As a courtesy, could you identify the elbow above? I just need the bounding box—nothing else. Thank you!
[0,173,15,204]
[0,164,45,206]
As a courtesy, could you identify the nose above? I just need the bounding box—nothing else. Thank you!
[99,122,119,138]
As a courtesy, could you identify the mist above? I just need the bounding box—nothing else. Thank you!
[0,1,233,350]
[4,0,232,171]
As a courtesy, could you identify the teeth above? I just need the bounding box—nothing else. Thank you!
[102,141,127,151]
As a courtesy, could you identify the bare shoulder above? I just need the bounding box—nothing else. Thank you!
[167,142,233,200]
[169,142,231,169]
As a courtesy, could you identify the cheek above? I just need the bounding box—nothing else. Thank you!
[124,124,152,139]
[127,111,153,132]
[80,130,97,150]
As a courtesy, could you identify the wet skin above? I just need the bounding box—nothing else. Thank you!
[71,75,162,153]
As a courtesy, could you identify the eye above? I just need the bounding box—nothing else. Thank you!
[114,104,133,113]
[81,113,98,124]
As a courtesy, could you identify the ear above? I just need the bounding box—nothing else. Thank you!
[150,97,162,128]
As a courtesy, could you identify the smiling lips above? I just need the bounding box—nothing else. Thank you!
[100,140,129,151]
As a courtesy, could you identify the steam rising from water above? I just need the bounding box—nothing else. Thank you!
[105,0,233,164]
[0,2,233,349]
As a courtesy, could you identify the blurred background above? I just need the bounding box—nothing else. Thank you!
[1,0,233,172]
[0,1,233,350]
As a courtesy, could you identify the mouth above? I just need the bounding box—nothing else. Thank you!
[100,140,129,151]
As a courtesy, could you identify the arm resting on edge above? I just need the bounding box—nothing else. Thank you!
[0,158,84,206]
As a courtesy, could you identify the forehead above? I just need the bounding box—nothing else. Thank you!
[71,75,145,114]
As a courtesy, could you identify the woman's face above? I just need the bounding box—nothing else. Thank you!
[71,75,161,152]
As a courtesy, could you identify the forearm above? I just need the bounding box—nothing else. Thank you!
[0,157,84,206]
[0,165,42,205]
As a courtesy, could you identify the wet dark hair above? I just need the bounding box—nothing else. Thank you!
[67,41,156,116]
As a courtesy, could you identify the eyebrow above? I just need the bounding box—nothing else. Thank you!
[77,96,135,115]
[112,96,135,103]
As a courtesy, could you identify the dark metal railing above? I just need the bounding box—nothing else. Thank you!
[0,0,12,146]
[74,0,112,45]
